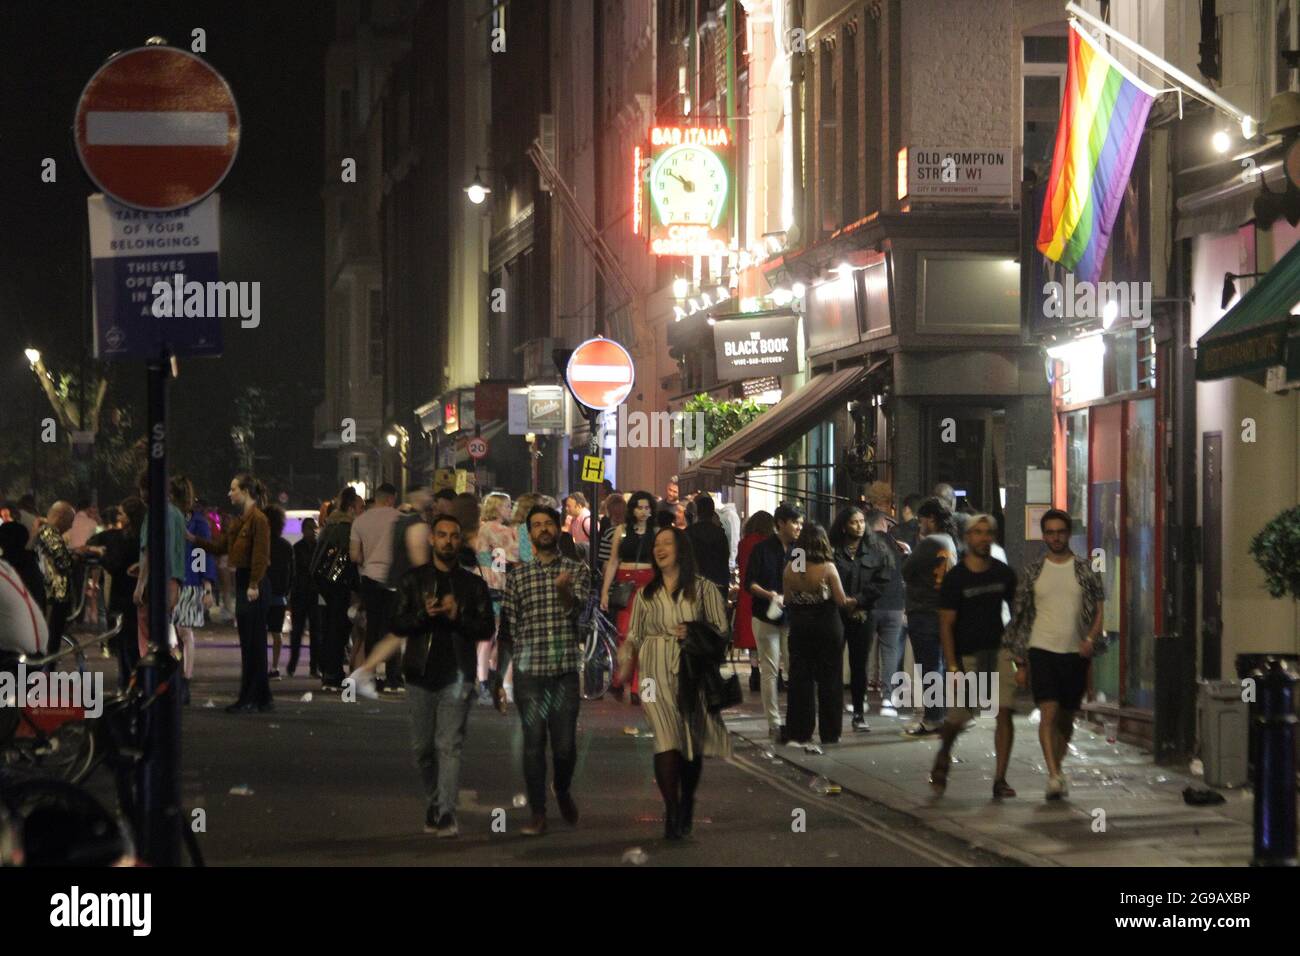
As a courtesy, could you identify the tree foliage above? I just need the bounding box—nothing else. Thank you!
[683,393,768,454]
[1250,505,1300,601]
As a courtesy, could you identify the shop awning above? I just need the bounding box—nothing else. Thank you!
[677,365,869,495]
[1196,239,1300,381]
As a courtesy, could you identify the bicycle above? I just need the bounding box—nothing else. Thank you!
[578,596,619,701]
[1,617,205,866]
[0,617,121,784]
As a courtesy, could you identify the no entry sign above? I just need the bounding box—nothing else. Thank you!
[75,46,240,211]
[565,337,635,411]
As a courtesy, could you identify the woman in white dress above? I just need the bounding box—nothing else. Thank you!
[621,526,731,840]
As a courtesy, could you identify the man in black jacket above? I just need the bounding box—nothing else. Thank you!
[685,494,730,595]
[390,513,495,838]
[288,517,321,677]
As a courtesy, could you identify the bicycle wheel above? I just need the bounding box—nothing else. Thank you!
[36,721,97,785]
[580,621,615,701]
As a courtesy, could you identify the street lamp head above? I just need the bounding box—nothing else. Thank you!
[24,348,40,366]
[386,432,398,447]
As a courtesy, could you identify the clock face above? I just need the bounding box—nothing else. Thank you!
[650,144,728,228]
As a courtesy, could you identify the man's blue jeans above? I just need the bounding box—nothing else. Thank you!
[407,676,473,820]
[871,609,906,698]
[906,615,946,726]
[514,671,580,816]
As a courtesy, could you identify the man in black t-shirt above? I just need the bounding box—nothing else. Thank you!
[930,514,1019,798]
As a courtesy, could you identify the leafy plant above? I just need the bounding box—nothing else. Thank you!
[1249,505,1300,601]
[683,393,768,454]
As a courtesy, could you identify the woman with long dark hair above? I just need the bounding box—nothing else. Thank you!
[190,473,273,713]
[620,526,731,839]
[600,490,656,703]
[783,522,857,748]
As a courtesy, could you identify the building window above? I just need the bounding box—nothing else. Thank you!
[1276,1,1298,94]
[1022,32,1067,180]
[818,44,838,234]
[367,289,383,379]
[841,24,859,224]
[916,253,1022,334]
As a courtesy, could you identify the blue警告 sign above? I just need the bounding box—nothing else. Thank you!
[88,193,223,360]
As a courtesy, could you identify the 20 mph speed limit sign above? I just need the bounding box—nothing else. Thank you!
[467,437,489,460]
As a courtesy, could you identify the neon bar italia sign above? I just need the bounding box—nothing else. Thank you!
[645,125,732,258]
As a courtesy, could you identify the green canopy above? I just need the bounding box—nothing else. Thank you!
[1197,239,1300,381]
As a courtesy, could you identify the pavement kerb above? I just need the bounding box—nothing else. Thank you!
[725,722,1060,867]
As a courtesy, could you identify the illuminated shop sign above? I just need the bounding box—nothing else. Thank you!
[646,125,732,258]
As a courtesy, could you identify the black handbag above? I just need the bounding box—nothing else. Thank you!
[313,537,358,594]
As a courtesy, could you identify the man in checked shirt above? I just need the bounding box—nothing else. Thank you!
[501,504,592,836]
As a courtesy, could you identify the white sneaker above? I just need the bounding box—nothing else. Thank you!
[344,669,379,701]
[1045,775,1064,800]
[880,703,898,717]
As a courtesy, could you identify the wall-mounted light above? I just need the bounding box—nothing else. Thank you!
[464,166,493,204]
[791,282,806,298]
[1221,271,1265,309]
[1211,130,1232,153]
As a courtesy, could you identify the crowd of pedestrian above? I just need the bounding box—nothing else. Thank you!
[0,471,1107,846]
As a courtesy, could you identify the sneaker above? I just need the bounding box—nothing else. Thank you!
[423,807,439,833]
[477,681,493,705]
[321,681,343,692]
[904,721,940,737]
[880,703,898,717]
[268,669,282,681]
[803,743,825,755]
[343,669,379,700]
[851,716,870,732]
[1045,774,1065,800]
[433,813,458,838]
[520,813,547,837]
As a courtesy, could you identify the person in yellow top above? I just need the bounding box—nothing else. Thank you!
[191,473,273,713]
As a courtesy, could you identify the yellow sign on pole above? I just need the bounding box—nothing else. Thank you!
[581,455,605,483]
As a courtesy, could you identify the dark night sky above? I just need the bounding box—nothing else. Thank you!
[0,0,332,502]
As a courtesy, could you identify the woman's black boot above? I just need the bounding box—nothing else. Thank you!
[679,795,694,836]
[663,801,682,840]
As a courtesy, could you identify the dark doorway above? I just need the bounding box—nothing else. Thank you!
[1201,432,1223,680]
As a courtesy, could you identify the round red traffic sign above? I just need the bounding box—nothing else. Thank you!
[74,45,240,211]
[467,436,489,461]
[565,337,635,410]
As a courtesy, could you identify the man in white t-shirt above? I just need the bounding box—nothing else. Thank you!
[350,483,403,691]
[0,557,48,657]
[1004,508,1105,800]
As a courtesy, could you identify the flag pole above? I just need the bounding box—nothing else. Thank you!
[1064,1,1256,137]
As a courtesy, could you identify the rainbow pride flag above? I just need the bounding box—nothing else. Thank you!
[1036,23,1158,283]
